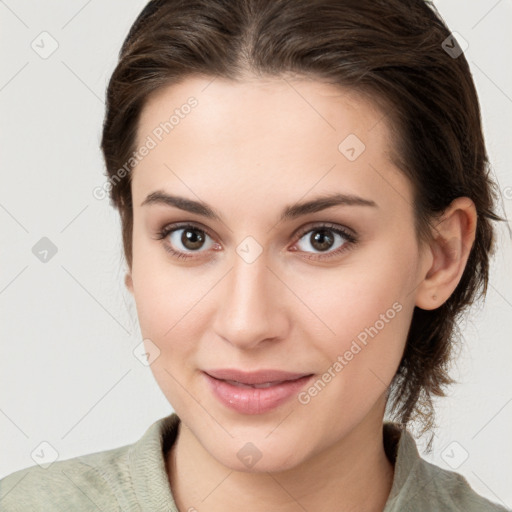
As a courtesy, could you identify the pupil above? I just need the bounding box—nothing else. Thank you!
[182,229,204,250]
[312,230,333,251]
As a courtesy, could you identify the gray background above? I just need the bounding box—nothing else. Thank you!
[1,0,511,507]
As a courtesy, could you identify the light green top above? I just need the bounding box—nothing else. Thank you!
[0,413,509,511]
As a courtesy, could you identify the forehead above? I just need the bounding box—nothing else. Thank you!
[132,75,411,218]
[137,75,386,145]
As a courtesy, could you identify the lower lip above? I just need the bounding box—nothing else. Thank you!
[203,372,314,415]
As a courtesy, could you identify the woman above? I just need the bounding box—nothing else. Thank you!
[0,0,509,510]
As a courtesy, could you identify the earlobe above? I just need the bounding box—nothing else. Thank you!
[415,197,477,310]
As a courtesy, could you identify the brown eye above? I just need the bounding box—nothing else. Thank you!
[293,223,357,261]
[308,229,335,252]
[179,227,207,250]
[156,223,217,258]
[296,227,346,253]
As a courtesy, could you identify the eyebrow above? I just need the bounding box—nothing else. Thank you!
[141,190,378,222]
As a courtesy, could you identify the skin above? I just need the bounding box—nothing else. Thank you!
[125,75,477,512]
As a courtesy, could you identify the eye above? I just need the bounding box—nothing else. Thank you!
[292,223,357,260]
[154,223,219,260]
[154,221,357,262]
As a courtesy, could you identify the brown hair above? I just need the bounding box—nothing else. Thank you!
[100,0,506,444]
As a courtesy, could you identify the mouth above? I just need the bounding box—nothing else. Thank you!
[221,379,292,389]
[202,369,315,415]
[204,368,313,385]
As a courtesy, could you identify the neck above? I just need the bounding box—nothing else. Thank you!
[167,401,395,512]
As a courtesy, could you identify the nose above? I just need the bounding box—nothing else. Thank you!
[212,248,289,350]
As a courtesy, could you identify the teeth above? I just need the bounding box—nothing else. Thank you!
[225,379,284,389]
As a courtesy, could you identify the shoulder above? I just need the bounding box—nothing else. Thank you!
[417,457,509,511]
[384,423,510,512]
[0,443,131,511]
[0,413,180,512]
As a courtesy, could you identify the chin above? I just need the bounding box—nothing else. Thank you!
[204,435,308,474]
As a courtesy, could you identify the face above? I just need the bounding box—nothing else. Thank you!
[127,75,431,472]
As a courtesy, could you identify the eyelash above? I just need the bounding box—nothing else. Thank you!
[154,222,358,261]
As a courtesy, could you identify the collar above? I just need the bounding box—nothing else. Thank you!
[127,414,419,512]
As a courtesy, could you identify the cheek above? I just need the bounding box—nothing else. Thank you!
[130,232,193,338]
[131,267,205,410]
[132,277,200,345]
[130,253,216,366]
[306,279,408,377]
[293,282,411,426]
[295,242,417,381]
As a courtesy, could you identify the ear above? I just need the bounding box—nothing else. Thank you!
[125,272,134,294]
[415,197,477,310]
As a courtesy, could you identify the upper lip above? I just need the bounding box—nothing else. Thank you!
[204,369,313,385]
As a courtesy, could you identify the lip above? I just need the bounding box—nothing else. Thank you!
[202,369,314,415]
[204,368,311,385]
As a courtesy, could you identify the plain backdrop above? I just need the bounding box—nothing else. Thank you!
[1,0,511,508]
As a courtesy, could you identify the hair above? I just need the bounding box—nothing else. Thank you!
[100,0,507,446]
